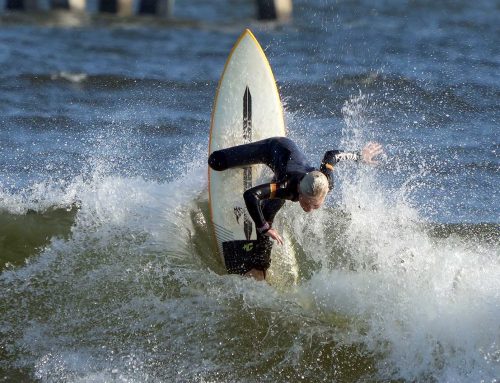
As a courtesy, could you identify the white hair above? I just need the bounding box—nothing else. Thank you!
[299,171,329,198]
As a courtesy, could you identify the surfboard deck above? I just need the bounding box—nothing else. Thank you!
[208,29,298,285]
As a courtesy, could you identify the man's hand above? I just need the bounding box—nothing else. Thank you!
[361,142,384,165]
[264,228,284,245]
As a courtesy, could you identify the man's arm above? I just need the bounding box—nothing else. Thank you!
[319,150,360,190]
[243,183,275,234]
[320,143,383,188]
[243,182,288,234]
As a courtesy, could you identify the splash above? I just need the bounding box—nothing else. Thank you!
[294,93,500,381]
[0,92,498,382]
[340,91,373,148]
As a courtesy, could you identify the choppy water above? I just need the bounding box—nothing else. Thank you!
[1,1,499,382]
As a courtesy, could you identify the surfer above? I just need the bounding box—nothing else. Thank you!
[208,137,383,280]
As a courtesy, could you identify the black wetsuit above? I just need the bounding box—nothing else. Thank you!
[208,136,360,273]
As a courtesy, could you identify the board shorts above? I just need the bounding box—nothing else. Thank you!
[222,234,273,275]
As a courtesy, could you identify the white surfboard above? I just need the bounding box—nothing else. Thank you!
[208,29,298,285]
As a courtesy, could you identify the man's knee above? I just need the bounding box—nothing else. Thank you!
[208,150,227,171]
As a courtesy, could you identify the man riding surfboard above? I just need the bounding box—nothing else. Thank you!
[209,137,383,280]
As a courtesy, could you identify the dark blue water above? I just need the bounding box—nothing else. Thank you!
[1,1,499,382]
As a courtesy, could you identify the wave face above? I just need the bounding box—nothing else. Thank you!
[1,0,499,381]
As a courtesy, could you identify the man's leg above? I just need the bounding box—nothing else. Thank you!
[244,234,272,281]
[244,268,266,281]
[244,199,285,280]
[208,139,273,171]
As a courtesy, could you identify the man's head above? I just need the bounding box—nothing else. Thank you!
[298,171,329,212]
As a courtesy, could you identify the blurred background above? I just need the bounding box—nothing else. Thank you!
[0,1,499,382]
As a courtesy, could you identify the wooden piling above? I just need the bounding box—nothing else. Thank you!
[256,0,292,20]
[68,0,86,11]
[3,0,50,10]
[0,0,175,16]
[156,0,173,17]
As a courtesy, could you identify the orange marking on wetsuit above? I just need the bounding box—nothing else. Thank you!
[270,183,277,198]
[325,163,334,171]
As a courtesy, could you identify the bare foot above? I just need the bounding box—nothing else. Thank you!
[244,268,266,281]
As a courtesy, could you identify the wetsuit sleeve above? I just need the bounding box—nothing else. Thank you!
[320,150,361,190]
[243,182,288,233]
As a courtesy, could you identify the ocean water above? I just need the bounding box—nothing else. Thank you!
[0,1,499,382]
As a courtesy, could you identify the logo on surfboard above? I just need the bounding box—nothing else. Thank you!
[242,243,254,252]
[242,86,253,241]
[232,86,254,241]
